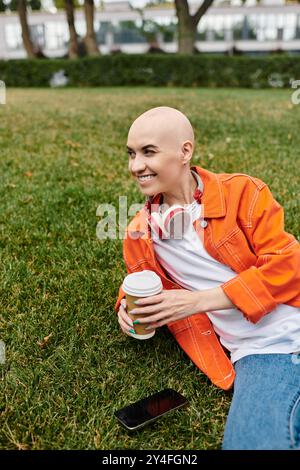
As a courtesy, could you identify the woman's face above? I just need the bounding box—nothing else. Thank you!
[127,127,184,197]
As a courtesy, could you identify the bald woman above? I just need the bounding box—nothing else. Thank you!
[127,106,197,207]
[117,106,300,450]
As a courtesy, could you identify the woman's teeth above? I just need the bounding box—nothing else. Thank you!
[138,174,156,181]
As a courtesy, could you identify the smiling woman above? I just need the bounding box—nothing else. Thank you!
[115,104,300,450]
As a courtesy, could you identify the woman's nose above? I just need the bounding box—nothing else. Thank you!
[130,155,146,174]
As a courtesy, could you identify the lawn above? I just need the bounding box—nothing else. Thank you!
[0,87,299,450]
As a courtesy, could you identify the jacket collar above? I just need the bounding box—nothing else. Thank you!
[148,165,226,218]
[191,165,226,218]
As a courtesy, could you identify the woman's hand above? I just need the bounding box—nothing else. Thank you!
[117,298,136,337]
[128,289,204,330]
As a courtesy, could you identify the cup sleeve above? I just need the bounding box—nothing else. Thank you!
[114,285,126,313]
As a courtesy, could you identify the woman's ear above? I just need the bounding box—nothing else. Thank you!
[181,141,193,165]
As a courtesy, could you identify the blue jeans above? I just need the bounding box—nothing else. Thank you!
[222,353,300,450]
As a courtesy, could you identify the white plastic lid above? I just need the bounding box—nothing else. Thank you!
[122,270,163,297]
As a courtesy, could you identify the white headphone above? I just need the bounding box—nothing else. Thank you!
[144,170,204,240]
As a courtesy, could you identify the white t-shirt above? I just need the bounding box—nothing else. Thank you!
[153,180,300,364]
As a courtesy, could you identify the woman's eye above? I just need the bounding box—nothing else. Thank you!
[127,151,154,157]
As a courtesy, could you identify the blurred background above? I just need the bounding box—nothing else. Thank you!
[1,0,300,59]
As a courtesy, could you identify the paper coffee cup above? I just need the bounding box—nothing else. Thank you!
[122,270,163,340]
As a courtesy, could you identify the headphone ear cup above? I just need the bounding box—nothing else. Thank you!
[164,205,191,240]
[148,212,169,239]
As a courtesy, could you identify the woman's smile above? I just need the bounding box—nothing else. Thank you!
[137,174,157,184]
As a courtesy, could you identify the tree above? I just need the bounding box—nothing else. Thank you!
[54,0,80,9]
[9,0,19,10]
[83,0,100,56]
[17,0,37,58]
[9,0,41,10]
[64,0,80,58]
[29,0,41,9]
[174,0,214,54]
[0,0,7,12]
[133,7,169,51]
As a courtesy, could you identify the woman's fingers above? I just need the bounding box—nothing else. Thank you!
[118,301,135,336]
[118,316,133,336]
[119,300,134,327]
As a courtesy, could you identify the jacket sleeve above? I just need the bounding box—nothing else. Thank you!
[114,240,132,314]
[114,284,126,314]
[220,184,300,324]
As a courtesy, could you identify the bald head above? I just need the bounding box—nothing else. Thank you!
[127,106,194,154]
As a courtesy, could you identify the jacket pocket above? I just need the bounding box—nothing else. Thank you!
[216,225,258,273]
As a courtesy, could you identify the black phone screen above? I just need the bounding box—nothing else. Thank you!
[114,388,188,430]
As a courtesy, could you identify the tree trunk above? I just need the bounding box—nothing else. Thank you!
[64,0,79,58]
[84,0,100,56]
[175,0,214,54]
[17,0,36,58]
[177,15,197,54]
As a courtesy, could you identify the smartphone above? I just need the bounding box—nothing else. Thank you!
[114,388,188,431]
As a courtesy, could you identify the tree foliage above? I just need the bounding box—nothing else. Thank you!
[7,0,41,11]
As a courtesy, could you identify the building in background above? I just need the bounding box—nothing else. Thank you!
[0,0,300,58]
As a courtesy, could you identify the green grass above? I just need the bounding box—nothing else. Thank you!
[0,87,299,450]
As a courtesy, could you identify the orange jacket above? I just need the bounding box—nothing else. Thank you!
[114,165,300,390]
